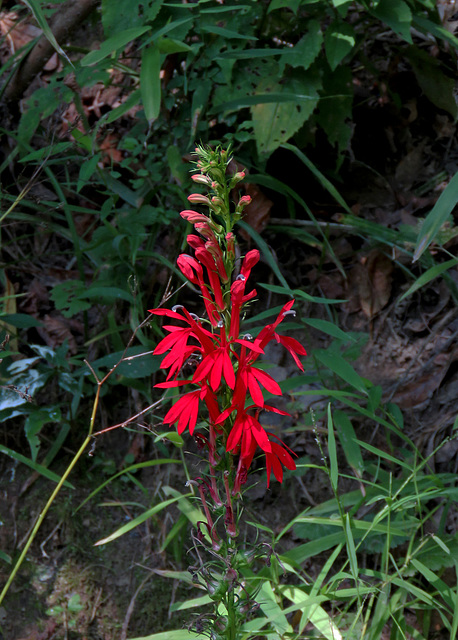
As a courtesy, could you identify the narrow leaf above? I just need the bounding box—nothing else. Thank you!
[399,258,458,301]
[413,171,458,262]
[141,45,161,122]
[327,404,338,491]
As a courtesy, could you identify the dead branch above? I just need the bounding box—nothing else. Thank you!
[4,0,100,104]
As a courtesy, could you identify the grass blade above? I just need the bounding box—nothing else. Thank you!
[413,170,458,262]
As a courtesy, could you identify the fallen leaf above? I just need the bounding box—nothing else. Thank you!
[358,250,393,318]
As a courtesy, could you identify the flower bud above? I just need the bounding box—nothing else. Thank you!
[191,173,212,185]
[187,193,212,206]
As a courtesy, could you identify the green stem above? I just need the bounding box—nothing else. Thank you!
[0,434,90,605]
[0,383,101,606]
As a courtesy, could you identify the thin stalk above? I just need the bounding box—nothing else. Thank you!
[0,383,101,605]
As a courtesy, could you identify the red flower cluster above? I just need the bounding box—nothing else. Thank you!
[149,178,306,489]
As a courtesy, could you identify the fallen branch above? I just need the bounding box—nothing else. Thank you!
[4,0,99,104]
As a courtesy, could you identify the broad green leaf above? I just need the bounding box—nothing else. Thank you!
[102,0,162,37]
[268,0,302,12]
[413,171,458,261]
[280,21,323,70]
[283,533,345,564]
[333,410,364,477]
[304,318,355,342]
[371,0,412,43]
[0,313,42,328]
[141,45,161,123]
[158,37,192,54]
[0,444,74,489]
[95,494,190,545]
[315,349,368,395]
[81,27,150,66]
[257,582,292,635]
[399,258,458,301]
[252,75,320,157]
[407,47,457,118]
[324,21,355,70]
[413,15,458,49]
[282,586,343,640]
[327,404,338,491]
[77,154,101,192]
[82,286,134,303]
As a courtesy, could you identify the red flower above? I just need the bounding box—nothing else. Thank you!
[158,382,217,436]
[237,432,296,488]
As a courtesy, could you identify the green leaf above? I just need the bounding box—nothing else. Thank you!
[251,75,321,157]
[282,586,343,640]
[0,444,74,489]
[282,143,352,213]
[75,460,179,513]
[23,0,73,67]
[334,410,364,477]
[304,318,356,342]
[102,0,162,37]
[158,37,192,54]
[84,346,161,379]
[237,221,291,291]
[280,21,323,70]
[327,404,338,491]
[77,154,101,193]
[268,0,302,12]
[200,25,257,40]
[141,45,161,123]
[407,47,457,118]
[413,171,458,262]
[315,349,368,395]
[128,631,203,640]
[399,258,458,302]
[0,313,42,329]
[82,286,134,303]
[95,494,190,545]
[371,0,412,43]
[324,21,355,71]
[81,27,150,66]
[19,142,73,163]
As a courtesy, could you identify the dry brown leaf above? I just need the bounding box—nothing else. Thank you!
[36,314,82,354]
[358,250,393,318]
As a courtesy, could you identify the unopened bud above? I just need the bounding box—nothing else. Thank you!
[187,193,211,206]
[191,173,212,185]
[238,195,252,207]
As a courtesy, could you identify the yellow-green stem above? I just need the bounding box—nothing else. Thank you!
[0,385,101,605]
